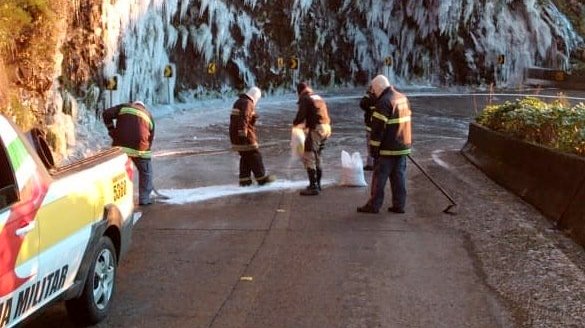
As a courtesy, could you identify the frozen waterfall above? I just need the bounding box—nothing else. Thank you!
[97,0,583,105]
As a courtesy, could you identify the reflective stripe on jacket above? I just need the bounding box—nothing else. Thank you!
[369,86,412,157]
[102,103,154,158]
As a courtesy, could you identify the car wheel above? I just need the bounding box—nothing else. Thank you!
[66,236,117,325]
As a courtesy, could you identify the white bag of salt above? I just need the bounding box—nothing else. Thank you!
[339,151,367,187]
[290,126,305,158]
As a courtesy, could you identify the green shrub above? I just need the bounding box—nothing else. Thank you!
[0,0,53,56]
[0,0,61,128]
[476,96,585,156]
[0,2,30,55]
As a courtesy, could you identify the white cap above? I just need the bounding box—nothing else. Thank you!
[245,87,261,105]
[370,75,390,98]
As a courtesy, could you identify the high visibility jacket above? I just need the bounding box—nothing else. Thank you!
[229,94,259,152]
[103,103,155,158]
[369,86,412,157]
[293,90,331,129]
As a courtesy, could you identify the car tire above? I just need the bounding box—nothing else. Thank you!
[65,236,117,325]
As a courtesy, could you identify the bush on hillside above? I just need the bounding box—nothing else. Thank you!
[0,0,62,129]
[0,95,37,130]
[476,96,585,156]
[0,0,53,56]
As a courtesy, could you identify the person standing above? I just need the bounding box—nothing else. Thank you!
[357,75,412,214]
[229,86,276,186]
[103,101,155,206]
[359,89,376,170]
[293,82,332,196]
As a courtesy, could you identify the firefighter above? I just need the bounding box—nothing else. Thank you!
[357,75,412,214]
[293,82,332,196]
[103,100,155,206]
[359,88,376,170]
[229,86,276,186]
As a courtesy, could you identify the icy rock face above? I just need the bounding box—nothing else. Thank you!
[97,0,583,104]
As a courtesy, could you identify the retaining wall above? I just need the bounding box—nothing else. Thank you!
[461,123,585,247]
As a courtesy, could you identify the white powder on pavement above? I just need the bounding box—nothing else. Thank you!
[158,179,336,205]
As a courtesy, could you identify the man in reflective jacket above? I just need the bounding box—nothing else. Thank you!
[293,82,332,196]
[357,75,412,214]
[103,100,155,205]
[229,86,275,186]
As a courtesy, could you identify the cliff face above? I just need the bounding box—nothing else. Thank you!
[89,0,585,107]
[0,0,69,128]
[1,0,585,125]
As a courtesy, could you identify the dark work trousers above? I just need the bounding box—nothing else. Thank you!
[365,131,375,167]
[239,150,267,184]
[367,156,407,211]
[131,157,153,205]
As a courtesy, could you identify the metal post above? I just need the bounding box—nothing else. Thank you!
[167,78,171,104]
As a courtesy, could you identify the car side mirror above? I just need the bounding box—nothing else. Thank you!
[26,128,55,170]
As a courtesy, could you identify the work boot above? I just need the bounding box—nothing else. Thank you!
[239,178,253,187]
[257,174,276,186]
[357,204,379,214]
[300,169,319,196]
[387,206,405,213]
[315,167,322,191]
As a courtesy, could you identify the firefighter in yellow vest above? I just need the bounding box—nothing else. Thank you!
[358,75,412,214]
[103,100,155,205]
[229,87,276,186]
[293,82,332,196]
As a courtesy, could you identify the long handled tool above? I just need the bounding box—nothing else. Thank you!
[152,187,170,200]
[407,154,457,215]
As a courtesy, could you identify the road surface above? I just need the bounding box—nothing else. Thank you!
[24,88,585,327]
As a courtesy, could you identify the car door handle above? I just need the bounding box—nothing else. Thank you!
[15,221,36,237]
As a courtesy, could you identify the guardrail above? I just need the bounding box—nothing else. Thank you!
[525,67,585,90]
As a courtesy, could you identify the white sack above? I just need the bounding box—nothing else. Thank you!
[290,126,305,158]
[339,150,367,187]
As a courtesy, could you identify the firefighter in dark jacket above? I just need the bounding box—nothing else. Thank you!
[357,75,412,214]
[359,89,376,170]
[293,82,332,196]
[229,87,275,186]
[103,101,155,206]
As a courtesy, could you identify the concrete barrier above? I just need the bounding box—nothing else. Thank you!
[461,123,585,247]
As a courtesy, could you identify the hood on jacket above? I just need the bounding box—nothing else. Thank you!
[370,75,390,98]
[296,82,313,96]
[245,87,261,105]
[133,100,146,108]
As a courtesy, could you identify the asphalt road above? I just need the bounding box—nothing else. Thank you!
[23,88,585,327]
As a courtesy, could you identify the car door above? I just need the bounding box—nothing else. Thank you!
[0,134,41,326]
